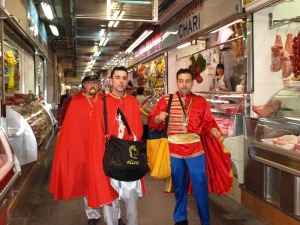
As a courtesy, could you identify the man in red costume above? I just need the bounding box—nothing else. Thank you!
[148,68,232,225]
[49,72,118,225]
[89,66,145,225]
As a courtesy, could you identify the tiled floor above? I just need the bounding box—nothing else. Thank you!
[7,134,269,225]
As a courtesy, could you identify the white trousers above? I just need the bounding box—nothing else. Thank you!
[103,179,143,225]
[84,197,101,219]
[84,197,122,220]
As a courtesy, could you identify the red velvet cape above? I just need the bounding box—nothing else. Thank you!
[49,92,118,207]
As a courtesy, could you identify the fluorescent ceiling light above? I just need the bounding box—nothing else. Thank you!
[41,2,54,20]
[162,31,178,41]
[49,25,59,36]
[93,51,101,57]
[210,19,242,34]
[103,38,109,46]
[177,42,191,49]
[117,1,152,4]
[99,37,106,46]
[125,30,153,53]
[108,21,115,27]
[108,11,125,28]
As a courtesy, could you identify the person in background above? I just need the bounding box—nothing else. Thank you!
[59,88,70,107]
[89,66,145,225]
[125,81,133,93]
[149,68,231,225]
[59,86,80,127]
[49,71,118,225]
[136,86,152,144]
[209,63,232,91]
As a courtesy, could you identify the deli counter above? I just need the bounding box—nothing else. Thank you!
[5,94,56,166]
[244,86,300,218]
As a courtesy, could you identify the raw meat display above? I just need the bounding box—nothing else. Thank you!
[270,35,283,72]
[261,134,300,152]
[281,33,293,78]
[252,100,281,117]
[214,117,232,137]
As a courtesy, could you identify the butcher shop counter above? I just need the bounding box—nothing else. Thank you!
[244,86,300,220]
[195,91,246,203]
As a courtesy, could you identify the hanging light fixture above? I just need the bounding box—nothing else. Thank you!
[125,30,153,53]
[49,25,59,36]
[41,2,54,20]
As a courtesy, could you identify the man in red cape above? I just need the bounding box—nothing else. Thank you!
[49,72,118,225]
[148,68,232,225]
[89,66,146,225]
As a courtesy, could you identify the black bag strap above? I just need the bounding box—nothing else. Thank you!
[102,96,109,143]
[162,94,173,138]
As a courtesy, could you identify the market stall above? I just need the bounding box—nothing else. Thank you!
[241,0,300,223]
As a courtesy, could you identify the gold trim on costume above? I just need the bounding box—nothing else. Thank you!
[168,133,200,144]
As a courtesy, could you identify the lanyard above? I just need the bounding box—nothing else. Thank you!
[177,93,193,127]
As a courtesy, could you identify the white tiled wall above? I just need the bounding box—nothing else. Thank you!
[252,1,300,106]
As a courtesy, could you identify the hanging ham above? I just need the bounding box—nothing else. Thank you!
[291,31,300,78]
[281,33,293,78]
[270,35,283,72]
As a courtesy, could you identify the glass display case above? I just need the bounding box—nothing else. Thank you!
[245,86,300,218]
[0,127,21,224]
[6,94,53,147]
[195,91,245,138]
[271,86,300,118]
[10,104,52,146]
[6,107,37,166]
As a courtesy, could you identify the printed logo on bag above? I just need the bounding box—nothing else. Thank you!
[127,145,139,165]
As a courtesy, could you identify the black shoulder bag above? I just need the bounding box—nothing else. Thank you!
[102,96,150,181]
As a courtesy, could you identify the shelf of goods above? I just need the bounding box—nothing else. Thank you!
[245,86,300,218]
[0,128,21,225]
[195,91,245,203]
[5,94,54,166]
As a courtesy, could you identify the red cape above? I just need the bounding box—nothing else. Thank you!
[89,93,146,194]
[202,135,233,195]
[49,92,118,207]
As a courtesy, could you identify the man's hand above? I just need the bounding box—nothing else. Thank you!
[155,111,168,123]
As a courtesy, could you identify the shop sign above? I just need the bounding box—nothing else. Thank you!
[176,0,203,39]
[134,33,162,63]
[162,0,242,49]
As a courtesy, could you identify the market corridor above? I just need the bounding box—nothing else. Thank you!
[7,133,269,225]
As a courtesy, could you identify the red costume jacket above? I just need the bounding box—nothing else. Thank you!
[148,92,233,195]
[49,91,118,208]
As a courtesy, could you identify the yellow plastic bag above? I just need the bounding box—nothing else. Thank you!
[147,137,171,179]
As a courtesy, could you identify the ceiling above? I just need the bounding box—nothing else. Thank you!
[33,0,190,79]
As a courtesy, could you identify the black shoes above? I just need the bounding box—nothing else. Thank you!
[175,220,188,225]
[118,218,126,225]
[88,218,99,225]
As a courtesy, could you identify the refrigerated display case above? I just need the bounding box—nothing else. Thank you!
[9,103,52,147]
[6,108,37,166]
[245,86,300,218]
[0,127,21,225]
[195,92,245,137]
